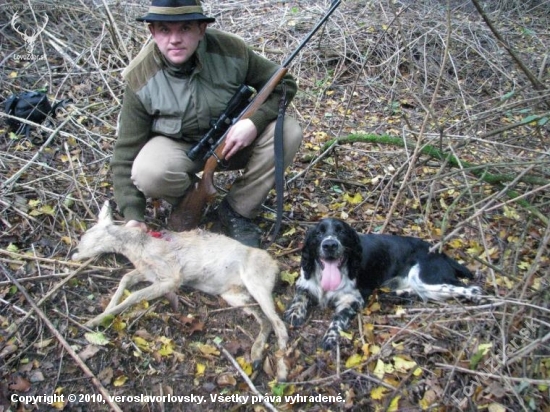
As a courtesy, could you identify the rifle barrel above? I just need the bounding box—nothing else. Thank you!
[282,0,342,68]
[198,0,342,161]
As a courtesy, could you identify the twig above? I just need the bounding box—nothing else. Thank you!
[0,249,115,270]
[101,0,131,63]
[506,329,550,365]
[322,134,549,226]
[2,111,75,189]
[64,142,97,220]
[379,0,453,233]
[470,0,547,92]
[215,341,279,412]
[0,297,30,316]
[1,266,123,412]
[436,362,550,385]
[2,258,95,343]
[518,219,550,301]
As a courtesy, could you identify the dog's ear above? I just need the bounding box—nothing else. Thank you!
[300,226,317,278]
[346,227,363,280]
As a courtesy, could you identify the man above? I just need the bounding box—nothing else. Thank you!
[112,0,302,248]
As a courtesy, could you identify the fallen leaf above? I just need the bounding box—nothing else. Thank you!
[283,227,296,237]
[112,317,126,332]
[373,359,385,379]
[345,353,363,369]
[237,356,253,376]
[388,395,401,412]
[0,344,18,358]
[394,306,406,316]
[280,270,299,285]
[371,386,389,400]
[470,343,492,369]
[393,356,417,373]
[98,367,113,386]
[113,375,127,387]
[197,343,220,356]
[157,338,174,357]
[78,345,100,361]
[344,192,363,205]
[216,373,237,387]
[84,332,110,346]
[52,387,65,410]
[134,329,154,340]
[196,363,206,377]
[133,336,151,352]
[339,330,353,341]
[9,375,31,392]
[488,403,507,412]
[224,340,245,356]
[29,370,45,383]
[419,389,437,410]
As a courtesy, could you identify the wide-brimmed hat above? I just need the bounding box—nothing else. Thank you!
[136,0,215,23]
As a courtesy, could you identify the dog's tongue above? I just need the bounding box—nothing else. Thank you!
[320,259,342,291]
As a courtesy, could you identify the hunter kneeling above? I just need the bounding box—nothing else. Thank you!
[112,0,303,248]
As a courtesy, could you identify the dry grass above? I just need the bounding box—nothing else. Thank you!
[1,1,549,411]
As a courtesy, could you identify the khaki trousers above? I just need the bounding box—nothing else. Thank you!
[131,117,302,218]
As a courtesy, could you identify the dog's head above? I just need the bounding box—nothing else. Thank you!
[301,218,363,291]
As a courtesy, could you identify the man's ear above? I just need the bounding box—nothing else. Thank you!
[148,23,156,36]
[198,22,208,37]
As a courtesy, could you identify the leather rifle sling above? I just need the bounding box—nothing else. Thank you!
[265,82,287,248]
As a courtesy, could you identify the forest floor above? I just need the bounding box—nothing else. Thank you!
[1,1,549,411]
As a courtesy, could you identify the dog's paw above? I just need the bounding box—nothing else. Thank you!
[283,306,306,327]
[321,332,338,351]
[466,286,483,303]
[284,297,309,327]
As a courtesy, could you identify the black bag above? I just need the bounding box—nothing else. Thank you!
[5,91,52,138]
[4,91,70,140]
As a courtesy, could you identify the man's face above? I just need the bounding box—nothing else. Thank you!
[149,20,207,65]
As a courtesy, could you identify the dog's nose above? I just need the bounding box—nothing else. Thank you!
[321,239,339,254]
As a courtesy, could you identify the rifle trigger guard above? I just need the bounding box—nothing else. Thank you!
[212,151,230,169]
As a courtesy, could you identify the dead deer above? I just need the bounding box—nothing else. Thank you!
[72,201,288,381]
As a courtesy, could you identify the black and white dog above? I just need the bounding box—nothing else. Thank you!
[284,218,482,349]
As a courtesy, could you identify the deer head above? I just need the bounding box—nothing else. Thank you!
[71,201,117,261]
[11,12,49,54]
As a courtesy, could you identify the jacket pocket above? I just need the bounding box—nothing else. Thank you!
[152,116,181,137]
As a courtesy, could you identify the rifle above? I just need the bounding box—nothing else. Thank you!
[170,0,341,232]
[187,84,255,161]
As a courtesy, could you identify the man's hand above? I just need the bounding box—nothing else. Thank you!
[222,118,257,160]
[126,220,148,232]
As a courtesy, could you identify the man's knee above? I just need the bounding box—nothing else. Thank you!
[132,164,194,203]
[131,161,168,197]
[283,117,303,163]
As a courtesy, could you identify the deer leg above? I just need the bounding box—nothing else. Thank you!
[86,278,176,327]
[104,269,147,312]
[241,273,289,382]
[220,288,272,373]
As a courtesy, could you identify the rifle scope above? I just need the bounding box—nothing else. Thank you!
[187,84,255,161]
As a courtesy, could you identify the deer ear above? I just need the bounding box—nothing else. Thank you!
[98,201,113,224]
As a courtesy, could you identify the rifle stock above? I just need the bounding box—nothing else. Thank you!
[172,67,288,231]
[169,145,221,231]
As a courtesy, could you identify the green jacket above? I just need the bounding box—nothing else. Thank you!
[112,28,297,222]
